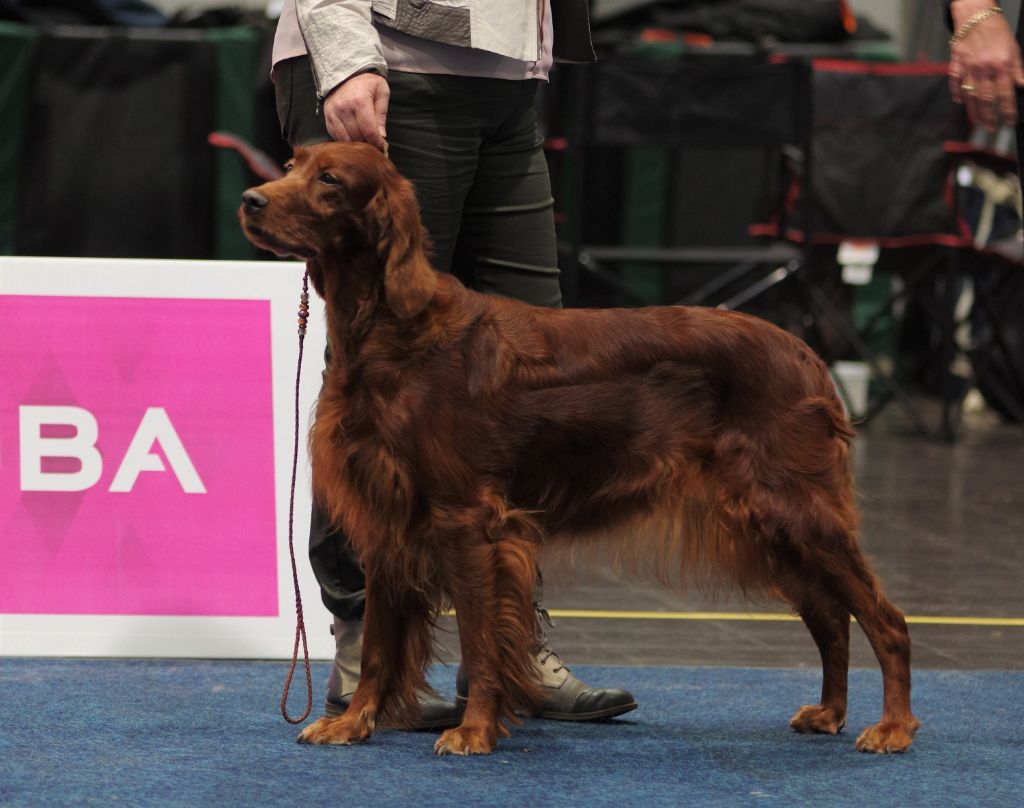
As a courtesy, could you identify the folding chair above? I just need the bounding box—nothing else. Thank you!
[555,52,814,317]
[789,60,1024,439]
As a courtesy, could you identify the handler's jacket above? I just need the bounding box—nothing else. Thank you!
[294,0,595,100]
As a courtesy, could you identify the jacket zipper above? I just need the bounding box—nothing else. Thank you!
[536,0,543,62]
[295,6,325,117]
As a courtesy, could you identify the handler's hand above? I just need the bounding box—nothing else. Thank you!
[949,0,1024,131]
[322,72,389,152]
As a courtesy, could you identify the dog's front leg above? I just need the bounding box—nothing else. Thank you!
[433,528,541,756]
[297,576,402,746]
[434,600,506,756]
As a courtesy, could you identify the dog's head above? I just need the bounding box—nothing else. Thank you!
[239,141,436,318]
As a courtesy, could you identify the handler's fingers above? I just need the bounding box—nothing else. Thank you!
[329,107,363,144]
[373,84,390,151]
[950,54,965,104]
[322,96,355,142]
[972,73,999,131]
[995,69,1018,125]
[960,71,981,122]
[353,98,386,151]
[1013,54,1024,124]
[322,78,380,145]
[323,113,344,142]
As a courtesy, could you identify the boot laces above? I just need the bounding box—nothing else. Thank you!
[535,604,568,674]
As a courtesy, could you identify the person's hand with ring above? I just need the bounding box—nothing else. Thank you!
[949,1,1024,130]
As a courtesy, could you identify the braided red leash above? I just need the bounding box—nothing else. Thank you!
[281,270,313,725]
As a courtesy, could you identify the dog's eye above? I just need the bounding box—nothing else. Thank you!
[283,161,294,174]
[318,172,340,186]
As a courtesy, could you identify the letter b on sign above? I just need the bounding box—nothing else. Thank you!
[19,406,102,492]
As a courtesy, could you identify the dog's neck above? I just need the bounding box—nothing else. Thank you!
[309,248,445,367]
[318,271,486,396]
[307,251,378,359]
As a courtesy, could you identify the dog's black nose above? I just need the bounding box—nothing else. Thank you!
[242,189,269,212]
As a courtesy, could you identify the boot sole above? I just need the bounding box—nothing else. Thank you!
[455,695,638,722]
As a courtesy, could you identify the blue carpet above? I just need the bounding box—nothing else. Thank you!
[0,660,1020,807]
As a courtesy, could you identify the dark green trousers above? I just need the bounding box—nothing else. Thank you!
[275,57,561,618]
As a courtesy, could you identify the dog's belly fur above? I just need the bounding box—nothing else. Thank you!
[503,368,717,534]
[319,306,847,587]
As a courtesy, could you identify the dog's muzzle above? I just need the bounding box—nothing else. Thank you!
[241,189,269,214]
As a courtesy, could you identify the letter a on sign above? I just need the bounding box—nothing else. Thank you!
[109,407,207,494]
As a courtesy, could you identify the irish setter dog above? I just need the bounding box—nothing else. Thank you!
[240,141,919,756]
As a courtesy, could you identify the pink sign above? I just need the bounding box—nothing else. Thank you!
[0,295,278,616]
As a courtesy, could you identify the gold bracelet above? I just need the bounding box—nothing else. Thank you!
[949,6,1003,46]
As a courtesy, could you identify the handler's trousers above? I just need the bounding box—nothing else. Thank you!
[274,57,562,618]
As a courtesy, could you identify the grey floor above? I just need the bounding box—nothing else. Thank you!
[435,409,1024,672]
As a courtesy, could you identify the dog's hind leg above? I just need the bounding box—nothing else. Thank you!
[825,554,920,753]
[778,516,918,753]
[298,576,433,745]
[737,471,917,753]
[779,581,850,736]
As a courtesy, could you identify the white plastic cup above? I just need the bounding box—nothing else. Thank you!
[831,360,871,418]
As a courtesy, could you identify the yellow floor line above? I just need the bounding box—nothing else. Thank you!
[539,609,1024,627]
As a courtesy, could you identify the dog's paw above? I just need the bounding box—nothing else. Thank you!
[789,704,846,735]
[297,714,374,746]
[854,718,919,753]
[433,726,496,756]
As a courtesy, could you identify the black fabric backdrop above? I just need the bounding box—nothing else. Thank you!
[811,65,965,239]
[19,30,216,258]
[581,56,965,240]
[589,55,806,149]
[592,0,853,42]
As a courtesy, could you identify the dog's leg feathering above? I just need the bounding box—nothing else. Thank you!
[433,503,542,755]
[298,575,434,745]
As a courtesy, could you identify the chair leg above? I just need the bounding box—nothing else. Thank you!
[717,259,802,311]
[804,282,933,437]
[968,266,1024,420]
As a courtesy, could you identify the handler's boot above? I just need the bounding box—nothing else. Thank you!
[324,616,462,730]
[454,606,638,721]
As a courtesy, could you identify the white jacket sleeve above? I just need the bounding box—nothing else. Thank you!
[295,0,386,99]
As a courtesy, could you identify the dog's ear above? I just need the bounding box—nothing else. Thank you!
[368,170,436,319]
